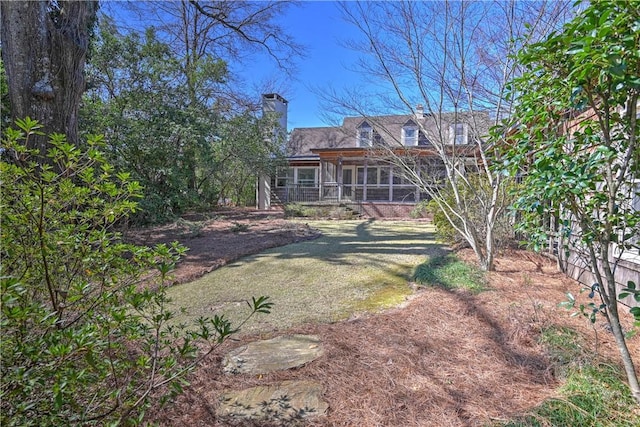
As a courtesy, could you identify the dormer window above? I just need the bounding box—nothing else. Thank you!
[357,122,373,147]
[402,122,418,146]
[450,123,467,145]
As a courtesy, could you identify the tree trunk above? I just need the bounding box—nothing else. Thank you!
[607,294,640,404]
[1,0,98,154]
[601,257,640,404]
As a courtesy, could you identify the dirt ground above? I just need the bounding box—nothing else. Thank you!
[134,209,639,426]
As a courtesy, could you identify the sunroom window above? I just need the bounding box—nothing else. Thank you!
[276,167,293,187]
[357,167,390,186]
[420,159,446,181]
[393,168,410,185]
[297,168,317,187]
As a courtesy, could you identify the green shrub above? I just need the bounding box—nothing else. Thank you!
[230,222,250,233]
[0,118,271,426]
[420,174,518,250]
[417,198,460,244]
[538,326,588,379]
[284,203,316,218]
[284,203,359,219]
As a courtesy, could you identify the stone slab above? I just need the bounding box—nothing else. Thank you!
[222,334,323,375]
[216,380,328,423]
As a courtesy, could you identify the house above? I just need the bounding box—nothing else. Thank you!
[258,94,491,217]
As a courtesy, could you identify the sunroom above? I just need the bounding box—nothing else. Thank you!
[271,148,445,205]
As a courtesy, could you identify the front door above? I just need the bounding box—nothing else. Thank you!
[342,168,353,199]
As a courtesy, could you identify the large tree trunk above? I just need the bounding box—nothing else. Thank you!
[1,0,98,153]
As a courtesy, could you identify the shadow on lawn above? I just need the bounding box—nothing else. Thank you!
[250,219,445,266]
[412,253,488,292]
[222,220,452,300]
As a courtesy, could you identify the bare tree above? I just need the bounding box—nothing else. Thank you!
[103,0,304,111]
[1,0,98,152]
[326,0,572,271]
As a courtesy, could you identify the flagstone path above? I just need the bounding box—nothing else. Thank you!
[217,335,328,424]
[222,335,324,375]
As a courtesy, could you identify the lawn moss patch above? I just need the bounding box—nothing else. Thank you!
[166,220,441,334]
[412,253,486,292]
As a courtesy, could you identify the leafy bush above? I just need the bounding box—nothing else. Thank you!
[284,203,358,219]
[230,222,250,233]
[284,203,320,218]
[420,174,517,250]
[415,199,460,244]
[538,326,588,379]
[0,119,271,426]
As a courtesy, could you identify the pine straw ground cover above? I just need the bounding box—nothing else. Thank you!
[149,247,640,426]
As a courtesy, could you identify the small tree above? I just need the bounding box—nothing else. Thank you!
[422,174,519,251]
[82,18,287,222]
[0,119,272,425]
[329,0,570,271]
[503,1,640,403]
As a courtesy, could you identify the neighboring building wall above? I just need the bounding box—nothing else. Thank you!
[564,249,640,308]
[555,106,639,307]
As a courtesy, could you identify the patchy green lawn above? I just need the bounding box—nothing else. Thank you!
[167,219,445,334]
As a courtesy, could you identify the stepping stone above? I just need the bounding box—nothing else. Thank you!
[216,380,328,423]
[222,334,323,375]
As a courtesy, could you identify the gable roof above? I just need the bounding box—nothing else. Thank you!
[287,126,352,157]
[287,111,491,157]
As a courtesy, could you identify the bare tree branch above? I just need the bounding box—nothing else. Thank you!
[324,0,573,270]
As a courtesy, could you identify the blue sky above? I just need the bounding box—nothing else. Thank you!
[104,1,365,130]
[240,1,361,130]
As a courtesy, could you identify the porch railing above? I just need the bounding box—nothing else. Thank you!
[272,183,429,204]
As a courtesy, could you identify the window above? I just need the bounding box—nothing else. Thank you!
[357,167,390,186]
[451,123,467,145]
[366,169,377,185]
[297,168,317,187]
[276,167,317,187]
[393,170,406,185]
[402,125,418,146]
[276,167,293,187]
[357,122,373,147]
[420,159,446,181]
[379,167,389,185]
